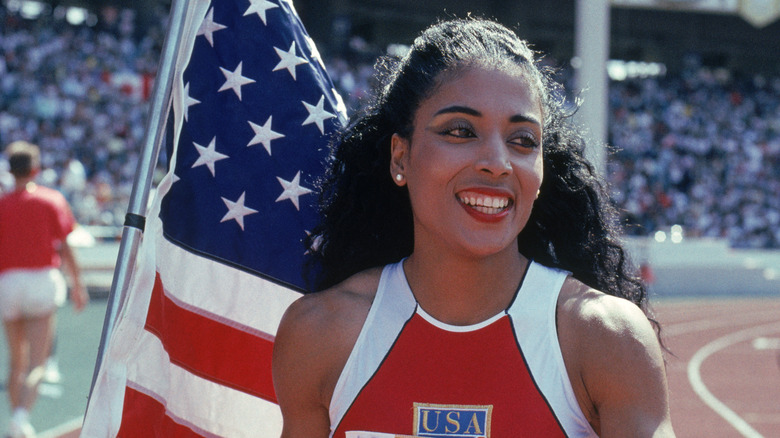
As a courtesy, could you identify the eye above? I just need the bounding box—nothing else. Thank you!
[509,131,540,149]
[439,122,475,140]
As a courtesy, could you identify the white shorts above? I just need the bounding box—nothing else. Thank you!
[0,268,67,321]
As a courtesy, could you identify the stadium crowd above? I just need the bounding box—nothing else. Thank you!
[0,6,163,230]
[608,60,780,248]
[1,5,778,248]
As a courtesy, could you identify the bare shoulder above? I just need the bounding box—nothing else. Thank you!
[558,277,657,346]
[281,267,383,335]
[275,266,383,370]
[557,277,674,437]
[273,267,383,426]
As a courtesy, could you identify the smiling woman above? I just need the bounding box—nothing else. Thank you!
[272,17,676,438]
[388,67,543,262]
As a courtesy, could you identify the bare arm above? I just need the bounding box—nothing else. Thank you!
[560,284,675,437]
[273,295,334,438]
[273,270,378,438]
[57,240,88,312]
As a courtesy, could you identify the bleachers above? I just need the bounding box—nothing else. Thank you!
[1,5,778,251]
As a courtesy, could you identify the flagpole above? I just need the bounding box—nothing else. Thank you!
[87,0,190,403]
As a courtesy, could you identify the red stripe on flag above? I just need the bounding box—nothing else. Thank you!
[118,386,202,437]
[145,273,277,402]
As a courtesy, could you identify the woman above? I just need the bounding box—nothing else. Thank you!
[273,18,674,437]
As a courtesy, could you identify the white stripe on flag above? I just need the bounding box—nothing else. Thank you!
[127,330,283,437]
[156,237,301,335]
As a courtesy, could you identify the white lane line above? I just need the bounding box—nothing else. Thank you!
[752,337,780,350]
[687,321,780,438]
[663,309,780,337]
[36,416,82,438]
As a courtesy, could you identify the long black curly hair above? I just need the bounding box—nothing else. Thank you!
[306,17,653,322]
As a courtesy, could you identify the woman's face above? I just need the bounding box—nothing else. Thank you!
[391,65,544,259]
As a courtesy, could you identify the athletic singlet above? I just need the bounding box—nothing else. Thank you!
[329,260,597,438]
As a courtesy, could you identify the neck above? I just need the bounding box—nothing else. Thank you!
[403,245,527,325]
[14,178,36,192]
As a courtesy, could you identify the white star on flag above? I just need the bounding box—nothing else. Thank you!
[220,192,258,230]
[197,7,226,47]
[244,0,279,25]
[183,82,201,122]
[219,61,256,100]
[272,41,308,80]
[302,95,336,134]
[247,116,285,155]
[192,137,229,176]
[275,171,312,210]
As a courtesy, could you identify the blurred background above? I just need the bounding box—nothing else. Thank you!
[0,0,778,436]
[2,0,779,251]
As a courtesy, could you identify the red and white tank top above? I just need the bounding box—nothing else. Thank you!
[329,260,597,438]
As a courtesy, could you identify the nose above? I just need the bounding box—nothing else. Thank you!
[476,134,512,176]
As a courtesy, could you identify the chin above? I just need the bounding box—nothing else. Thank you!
[456,238,519,259]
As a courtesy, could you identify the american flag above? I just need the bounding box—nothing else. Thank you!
[82,0,345,435]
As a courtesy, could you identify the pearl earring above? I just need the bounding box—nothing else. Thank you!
[396,174,403,182]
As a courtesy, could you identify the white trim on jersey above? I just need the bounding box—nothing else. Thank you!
[329,261,417,435]
[508,262,598,437]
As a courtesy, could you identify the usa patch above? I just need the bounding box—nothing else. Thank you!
[413,403,493,438]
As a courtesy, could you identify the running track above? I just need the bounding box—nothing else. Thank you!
[655,297,780,438]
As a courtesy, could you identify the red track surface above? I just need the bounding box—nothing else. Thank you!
[655,297,780,438]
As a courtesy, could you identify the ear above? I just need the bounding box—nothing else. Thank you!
[390,133,410,186]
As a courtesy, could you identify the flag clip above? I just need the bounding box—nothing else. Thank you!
[124,213,147,232]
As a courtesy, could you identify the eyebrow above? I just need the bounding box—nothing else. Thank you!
[434,105,541,126]
[509,114,541,126]
[434,105,481,117]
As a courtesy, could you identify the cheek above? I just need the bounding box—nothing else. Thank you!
[515,154,544,189]
[534,158,544,187]
[409,142,463,184]
[413,139,452,165]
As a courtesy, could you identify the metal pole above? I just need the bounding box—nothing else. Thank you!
[574,0,610,176]
[87,0,189,403]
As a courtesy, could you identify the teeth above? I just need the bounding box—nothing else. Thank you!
[458,194,510,211]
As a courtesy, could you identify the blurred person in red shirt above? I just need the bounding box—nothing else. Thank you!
[0,141,88,438]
